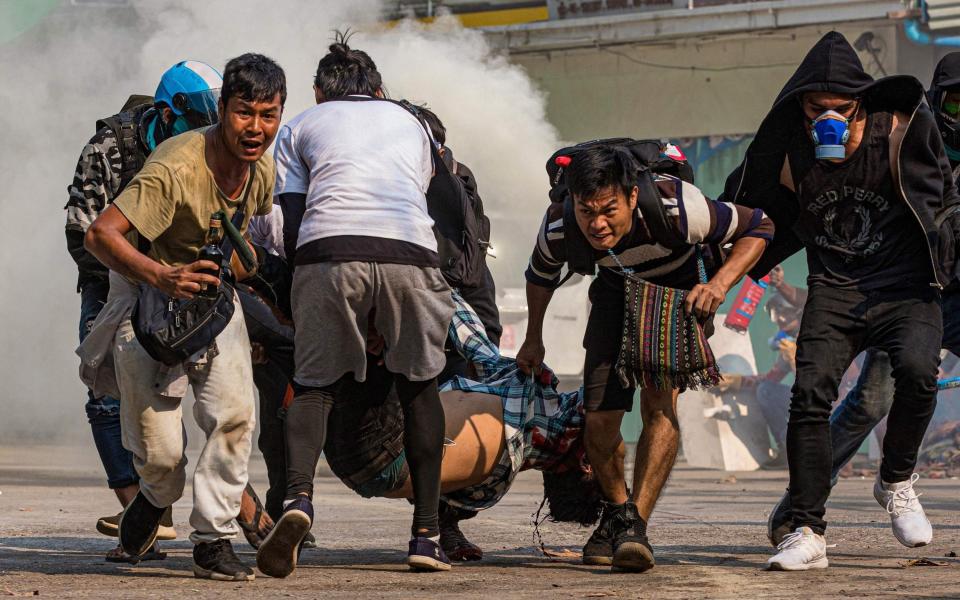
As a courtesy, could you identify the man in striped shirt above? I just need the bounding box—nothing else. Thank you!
[517,144,773,572]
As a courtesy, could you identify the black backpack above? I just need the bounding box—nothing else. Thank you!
[546,138,696,278]
[425,148,490,289]
[96,94,154,194]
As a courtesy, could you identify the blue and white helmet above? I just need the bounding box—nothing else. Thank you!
[154,60,223,127]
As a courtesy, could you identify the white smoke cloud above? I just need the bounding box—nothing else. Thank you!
[361,15,563,277]
[0,0,560,440]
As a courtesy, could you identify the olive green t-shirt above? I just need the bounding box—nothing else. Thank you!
[113,128,275,267]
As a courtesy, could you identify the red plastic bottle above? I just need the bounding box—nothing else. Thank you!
[723,275,770,334]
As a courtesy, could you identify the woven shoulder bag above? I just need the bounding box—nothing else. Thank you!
[609,247,722,391]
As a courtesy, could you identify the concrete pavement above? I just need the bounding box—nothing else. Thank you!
[1,446,958,599]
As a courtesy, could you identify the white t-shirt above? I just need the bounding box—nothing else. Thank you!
[248,206,285,258]
[273,97,436,252]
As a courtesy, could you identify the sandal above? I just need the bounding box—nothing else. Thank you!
[237,483,274,549]
[105,542,167,564]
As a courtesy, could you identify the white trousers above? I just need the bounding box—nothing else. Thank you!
[113,292,255,544]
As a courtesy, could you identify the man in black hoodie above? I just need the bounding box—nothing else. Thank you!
[721,32,960,570]
[765,51,960,549]
[930,52,960,177]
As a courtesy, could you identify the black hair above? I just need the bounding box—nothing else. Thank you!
[221,53,287,108]
[314,30,382,99]
[416,105,446,147]
[541,467,604,526]
[566,144,637,203]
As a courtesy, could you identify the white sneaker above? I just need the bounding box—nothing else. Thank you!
[765,527,828,571]
[873,473,932,548]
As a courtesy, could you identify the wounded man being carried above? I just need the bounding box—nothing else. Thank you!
[322,293,600,560]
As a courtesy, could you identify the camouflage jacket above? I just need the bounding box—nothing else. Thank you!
[65,123,132,289]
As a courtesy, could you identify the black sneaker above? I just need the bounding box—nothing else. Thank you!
[767,489,793,547]
[407,537,452,571]
[439,503,482,561]
[611,502,654,573]
[118,492,166,558]
[583,502,618,566]
[193,539,255,581]
[440,520,483,562]
[256,497,313,578]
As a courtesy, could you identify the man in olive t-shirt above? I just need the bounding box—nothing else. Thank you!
[115,127,276,265]
[84,54,285,582]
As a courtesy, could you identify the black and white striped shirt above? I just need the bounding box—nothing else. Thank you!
[526,174,774,289]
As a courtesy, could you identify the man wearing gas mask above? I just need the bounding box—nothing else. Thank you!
[765,51,960,550]
[931,52,960,179]
[721,31,960,571]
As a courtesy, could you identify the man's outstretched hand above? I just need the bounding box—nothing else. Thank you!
[684,280,727,321]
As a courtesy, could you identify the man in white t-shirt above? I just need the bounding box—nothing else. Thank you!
[255,37,454,579]
[248,207,285,259]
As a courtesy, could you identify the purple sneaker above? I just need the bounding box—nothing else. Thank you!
[256,497,313,578]
[407,537,452,572]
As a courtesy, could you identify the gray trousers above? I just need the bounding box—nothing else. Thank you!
[292,261,454,387]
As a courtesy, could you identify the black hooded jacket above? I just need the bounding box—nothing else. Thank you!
[928,52,960,163]
[721,32,960,287]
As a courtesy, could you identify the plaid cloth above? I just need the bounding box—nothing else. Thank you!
[440,292,584,512]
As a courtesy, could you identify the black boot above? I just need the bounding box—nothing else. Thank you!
[611,501,654,573]
[582,501,621,566]
[193,539,255,581]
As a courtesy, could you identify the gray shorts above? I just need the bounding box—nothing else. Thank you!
[292,261,454,387]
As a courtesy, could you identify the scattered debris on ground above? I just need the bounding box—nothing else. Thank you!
[900,558,947,568]
[541,547,581,559]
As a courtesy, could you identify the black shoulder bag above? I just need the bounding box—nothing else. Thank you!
[131,165,255,366]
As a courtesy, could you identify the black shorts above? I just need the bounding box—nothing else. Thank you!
[324,361,407,493]
[583,277,634,412]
